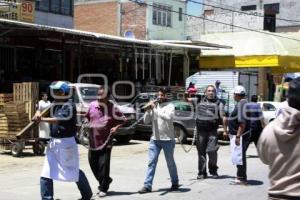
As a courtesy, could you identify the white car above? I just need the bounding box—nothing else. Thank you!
[258,101,282,124]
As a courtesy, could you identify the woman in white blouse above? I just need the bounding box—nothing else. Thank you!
[37,92,51,139]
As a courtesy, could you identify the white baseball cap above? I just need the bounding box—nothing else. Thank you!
[233,85,246,95]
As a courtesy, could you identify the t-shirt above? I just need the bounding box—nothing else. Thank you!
[246,102,263,132]
[86,101,126,150]
[228,99,250,135]
[50,100,77,138]
[38,100,51,112]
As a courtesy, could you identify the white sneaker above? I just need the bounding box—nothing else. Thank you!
[98,192,107,197]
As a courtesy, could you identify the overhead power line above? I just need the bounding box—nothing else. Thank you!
[129,0,300,42]
[187,0,300,23]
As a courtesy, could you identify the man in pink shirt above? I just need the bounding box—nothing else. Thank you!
[86,86,126,197]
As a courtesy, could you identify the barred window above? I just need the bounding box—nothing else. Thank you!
[152,3,172,27]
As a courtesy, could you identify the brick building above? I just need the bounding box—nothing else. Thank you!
[74,0,187,40]
[74,1,120,35]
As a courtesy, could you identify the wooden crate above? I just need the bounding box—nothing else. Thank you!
[0,132,17,139]
[0,93,13,105]
[13,82,39,102]
[25,101,36,121]
[0,138,11,151]
[3,102,27,114]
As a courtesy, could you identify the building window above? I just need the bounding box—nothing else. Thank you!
[179,7,182,21]
[241,5,257,11]
[61,0,72,15]
[264,3,280,14]
[36,0,73,16]
[36,0,50,12]
[51,0,60,13]
[152,3,172,27]
[204,9,214,15]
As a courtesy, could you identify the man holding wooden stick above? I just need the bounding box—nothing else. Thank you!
[33,81,92,200]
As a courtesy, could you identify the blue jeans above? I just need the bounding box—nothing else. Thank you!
[144,139,179,190]
[40,170,92,200]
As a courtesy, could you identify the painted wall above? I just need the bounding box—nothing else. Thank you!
[35,11,73,28]
[146,0,187,40]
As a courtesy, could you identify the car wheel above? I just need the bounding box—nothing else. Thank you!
[115,135,132,144]
[174,124,187,144]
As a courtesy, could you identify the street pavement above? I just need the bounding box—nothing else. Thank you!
[0,139,269,200]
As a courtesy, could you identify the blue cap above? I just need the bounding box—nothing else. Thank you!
[50,81,70,93]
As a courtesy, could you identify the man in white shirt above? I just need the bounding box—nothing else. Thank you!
[138,88,179,193]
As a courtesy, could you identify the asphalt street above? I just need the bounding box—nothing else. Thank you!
[0,139,269,200]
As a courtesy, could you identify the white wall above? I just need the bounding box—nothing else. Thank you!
[186,11,264,37]
[146,0,186,40]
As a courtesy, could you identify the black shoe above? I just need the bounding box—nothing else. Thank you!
[97,178,113,192]
[211,172,219,178]
[197,174,207,179]
[138,186,151,194]
[170,184,179,191]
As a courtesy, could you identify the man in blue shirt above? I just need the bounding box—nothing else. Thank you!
[247,95,265,146]
[34,81,92,200]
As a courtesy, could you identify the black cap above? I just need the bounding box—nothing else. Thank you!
[288,77,300,99]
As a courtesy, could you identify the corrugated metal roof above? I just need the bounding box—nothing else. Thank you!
[0,18,225,51]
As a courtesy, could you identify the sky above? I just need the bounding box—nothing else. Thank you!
[187,0,203,16]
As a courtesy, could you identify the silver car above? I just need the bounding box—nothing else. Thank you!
[131,92,196,143]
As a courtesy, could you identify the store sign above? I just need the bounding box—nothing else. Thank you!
[20,0,35,22]
[0,0,35,23]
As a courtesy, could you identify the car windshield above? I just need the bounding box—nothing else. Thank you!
[263,103,276,111]
[80,87,98,102]
[79,86,116,103]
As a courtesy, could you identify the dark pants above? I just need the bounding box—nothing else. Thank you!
[88,148,112,193]
[237,133,251,181]
[250,128,262,147]
[196,127,219,176]
[40,170,92,200]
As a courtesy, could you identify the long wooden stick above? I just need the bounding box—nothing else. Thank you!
[16,106,51,139]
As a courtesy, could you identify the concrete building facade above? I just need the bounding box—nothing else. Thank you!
[192,0,300,34]
[186,0,300,101]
